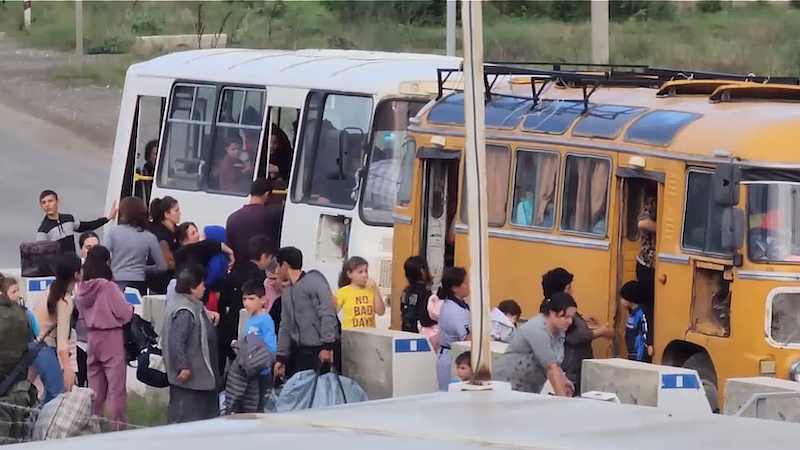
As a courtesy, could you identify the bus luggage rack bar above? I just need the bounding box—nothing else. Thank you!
[436,63,800,108]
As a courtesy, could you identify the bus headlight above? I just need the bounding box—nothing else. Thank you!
[790,359,800,381]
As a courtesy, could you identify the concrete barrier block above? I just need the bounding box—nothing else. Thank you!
[581,358,710,414]
[126,366,169,405]
[341,328,437,400]
[141,295,167,335]
[724,377,800,421]
[134,34,227,54]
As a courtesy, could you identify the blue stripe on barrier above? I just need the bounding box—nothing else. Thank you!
[124,292,141,305]
[394,338,431,353]
[27,279,53,292]
[661,373,700,390]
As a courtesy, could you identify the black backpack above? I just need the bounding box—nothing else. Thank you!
[123,315,158,363]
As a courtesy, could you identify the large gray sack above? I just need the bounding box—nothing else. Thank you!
[275,369,368,412]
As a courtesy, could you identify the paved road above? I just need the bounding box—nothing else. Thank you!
[0,101,110,267]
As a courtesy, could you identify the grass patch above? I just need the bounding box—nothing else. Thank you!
[126,394,168,428]
[5,1,800,87]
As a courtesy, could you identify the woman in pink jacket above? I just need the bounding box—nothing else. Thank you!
[74,245,134,429]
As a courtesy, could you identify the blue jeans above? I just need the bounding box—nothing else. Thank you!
[31,345,64,405]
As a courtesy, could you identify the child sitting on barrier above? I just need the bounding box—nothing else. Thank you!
[451,351,473,384]
[620,281,654,363]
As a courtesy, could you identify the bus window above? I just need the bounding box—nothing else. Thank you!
[460,144,512,227]
[158,84,216,192]
[560,154,610,236]
[510,149,559,230]
[682,170,729,255]
[361,100,426,226]
[292,93,373,208]
[209,87,265,194]
[747,183,800,262]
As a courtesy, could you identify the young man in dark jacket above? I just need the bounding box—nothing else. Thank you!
[272,247,339,379]
[36,190,118,254]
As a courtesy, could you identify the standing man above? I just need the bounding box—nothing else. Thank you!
[225,178,283,263]
[272,247,339,379]
[36,190,118,254]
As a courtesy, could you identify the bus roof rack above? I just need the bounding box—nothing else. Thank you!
[435,62,800,113]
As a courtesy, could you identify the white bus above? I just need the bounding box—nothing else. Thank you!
[105,48,460,296]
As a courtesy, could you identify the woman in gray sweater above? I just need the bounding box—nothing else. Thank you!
[162,265,220,424]
[104,197,167,295]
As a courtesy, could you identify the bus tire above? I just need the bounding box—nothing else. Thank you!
[682,353,720,413]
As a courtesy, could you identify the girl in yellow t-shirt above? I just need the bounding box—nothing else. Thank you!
[335,256,386,330]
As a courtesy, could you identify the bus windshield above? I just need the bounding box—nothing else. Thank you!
[360,100,426,226]
[747,182,800,263]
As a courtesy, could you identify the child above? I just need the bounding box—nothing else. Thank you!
[620,280,653,363]
[399,256,435,333]
[218,137,253,192]
[335,256,386,330]
[0,275,39,338]
[235,279,277,412]
[451,351,473,384]
[490,299,521,343]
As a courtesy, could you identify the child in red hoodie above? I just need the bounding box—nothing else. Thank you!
[74,245,134,429]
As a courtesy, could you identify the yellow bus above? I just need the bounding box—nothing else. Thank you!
[391,63,800,410]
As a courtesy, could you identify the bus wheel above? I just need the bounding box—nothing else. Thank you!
[683,353,720,413]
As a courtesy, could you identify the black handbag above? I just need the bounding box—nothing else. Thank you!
[123,315,158,363]
[136,345,169,388]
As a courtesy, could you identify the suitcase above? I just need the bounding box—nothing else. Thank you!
[20,241,61,278]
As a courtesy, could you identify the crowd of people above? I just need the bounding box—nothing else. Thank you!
[0,176,660,435]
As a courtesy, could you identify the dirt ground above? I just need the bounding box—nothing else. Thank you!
[0,31,122,150]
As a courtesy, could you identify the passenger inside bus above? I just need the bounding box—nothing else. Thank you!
[561,157,609,236]
[637,191,657,306]
[217,135,254,193]
[749,210,800,262]
[511,152,558,228]
[311,122,364,205]
[135,139,158,205]
[268,123,293,181]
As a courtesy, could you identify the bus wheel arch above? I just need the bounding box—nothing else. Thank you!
[662,340,720,413]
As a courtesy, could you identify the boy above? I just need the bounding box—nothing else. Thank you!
[620,280,653,363]
[36,190,117,254]
[234,280,278,412]
[451,351,473,384]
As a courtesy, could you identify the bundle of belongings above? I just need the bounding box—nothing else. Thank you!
[32,387,100,440]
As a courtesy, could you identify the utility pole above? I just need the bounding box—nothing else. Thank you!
[446,0,456,56]
[75,0,83,56]
[591,0,609,64]
[460,0,493,385]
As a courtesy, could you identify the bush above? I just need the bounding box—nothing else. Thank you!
[791,0,800,9]
[130,10,165,36]
[697,0,726,13]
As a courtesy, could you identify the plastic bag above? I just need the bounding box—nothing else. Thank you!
[275,369,368,412]
[263,386,281,413]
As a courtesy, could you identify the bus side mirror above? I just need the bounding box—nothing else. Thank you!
[722,206,745,258]
[713,162,741,207]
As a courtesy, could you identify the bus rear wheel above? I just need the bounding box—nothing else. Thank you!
[682,353,720,413]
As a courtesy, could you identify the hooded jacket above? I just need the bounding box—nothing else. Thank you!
[203,225,229,289]
[490,307,516,343]
[74,278,134,330]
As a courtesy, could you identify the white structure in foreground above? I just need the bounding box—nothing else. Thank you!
[13,389,800,450]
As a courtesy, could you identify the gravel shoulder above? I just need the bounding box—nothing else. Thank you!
[0,31,123,151]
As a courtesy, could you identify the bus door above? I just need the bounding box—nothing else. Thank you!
[257,87,305,206]
[120,95,166,206]
[417,147,461,290]
[613,168,663,355]
[284,91,372,286]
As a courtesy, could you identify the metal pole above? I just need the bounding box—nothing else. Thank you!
[446,0,457,56]
[460,0,492,383]
[591,0,609,64]
[75,0,83,56]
